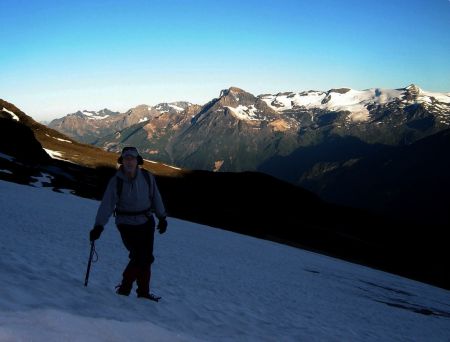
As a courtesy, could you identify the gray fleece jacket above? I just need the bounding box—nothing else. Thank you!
[95,167,167,227]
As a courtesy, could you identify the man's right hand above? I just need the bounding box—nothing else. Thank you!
[90,225,104,241]
[157,218,168,234]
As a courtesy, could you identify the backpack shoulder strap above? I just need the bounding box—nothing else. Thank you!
[141,169,155,210]
[141,168,151,183]
[141,169,153,195]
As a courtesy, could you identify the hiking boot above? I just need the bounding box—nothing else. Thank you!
[137,293,161,302]
[115,284,131,296]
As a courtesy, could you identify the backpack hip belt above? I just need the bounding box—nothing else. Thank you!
[114,207,152,217]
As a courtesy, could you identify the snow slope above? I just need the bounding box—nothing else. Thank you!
[82,110,111,120]
[225,105,260,121]
[0,180,449,341]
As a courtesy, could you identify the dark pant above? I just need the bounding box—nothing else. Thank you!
[117,217,155,295]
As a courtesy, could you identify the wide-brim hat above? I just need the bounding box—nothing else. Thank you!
[121,146,140,158]
[118,146,144,165]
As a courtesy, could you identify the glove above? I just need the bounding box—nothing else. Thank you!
[90,225,104,241]
[157,218,167,234]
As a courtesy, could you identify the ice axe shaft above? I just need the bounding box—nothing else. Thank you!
[84,241,96,287]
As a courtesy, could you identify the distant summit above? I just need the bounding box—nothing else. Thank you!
[48,102,199,144]
[219,86,246,97]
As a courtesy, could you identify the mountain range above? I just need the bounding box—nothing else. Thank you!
[48,85,450,172]
[48,84,450,222]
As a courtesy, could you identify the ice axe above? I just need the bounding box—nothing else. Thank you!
[84,241,98,286]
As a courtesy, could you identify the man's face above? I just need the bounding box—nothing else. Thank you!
[123,155,138,173]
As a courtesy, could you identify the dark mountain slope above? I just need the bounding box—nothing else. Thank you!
[302,129,450,226]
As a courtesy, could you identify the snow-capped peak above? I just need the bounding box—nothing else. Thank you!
[405,84,422,93]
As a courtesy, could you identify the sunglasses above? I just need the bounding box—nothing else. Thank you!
[122,147,138,152]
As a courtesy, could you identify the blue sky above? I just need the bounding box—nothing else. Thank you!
[1,0,449,121]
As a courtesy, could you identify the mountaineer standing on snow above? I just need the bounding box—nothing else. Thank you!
[89,146,168,302]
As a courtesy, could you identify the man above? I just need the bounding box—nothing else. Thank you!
[89,146,168,301]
